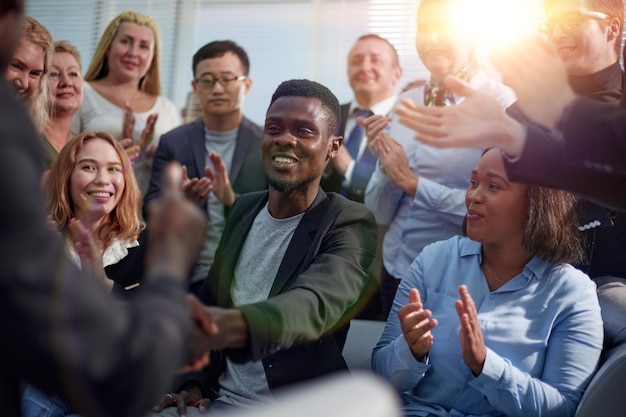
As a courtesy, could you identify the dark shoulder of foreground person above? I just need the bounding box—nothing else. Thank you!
[0,81,191,417]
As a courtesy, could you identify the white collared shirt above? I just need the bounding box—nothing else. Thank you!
[67,238,139,269]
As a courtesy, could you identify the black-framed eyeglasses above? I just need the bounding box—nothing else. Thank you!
[194,75,247,89]
[538,10,609,38]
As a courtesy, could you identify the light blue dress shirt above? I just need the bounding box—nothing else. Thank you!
[372,236,603,417]
[364,72,516,280]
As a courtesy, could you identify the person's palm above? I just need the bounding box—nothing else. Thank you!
[492,35,576,130]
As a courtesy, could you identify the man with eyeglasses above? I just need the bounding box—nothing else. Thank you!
[394,0,626,354]
[537,0,623,98]
[145,40,267,296]
[504,0,626,354]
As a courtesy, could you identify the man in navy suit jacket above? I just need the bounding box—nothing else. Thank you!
[145,40,267,293]
[321,34,402,203]
[320,34,402,320]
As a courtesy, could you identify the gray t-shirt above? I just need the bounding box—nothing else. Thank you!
[217,204,304,407]
[189,126,238,284]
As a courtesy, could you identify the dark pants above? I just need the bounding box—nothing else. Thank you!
[379,266,401,320]
[353,224,388,321]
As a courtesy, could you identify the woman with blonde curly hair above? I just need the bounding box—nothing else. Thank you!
[5,16,53,133]
[22,130,149,417]
[75,10,181,195]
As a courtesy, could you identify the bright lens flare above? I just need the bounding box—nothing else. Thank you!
[455,0,543,53]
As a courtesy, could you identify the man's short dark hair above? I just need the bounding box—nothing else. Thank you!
[269,79,341,136]
[544,0,624,56]
[192,40,250,76]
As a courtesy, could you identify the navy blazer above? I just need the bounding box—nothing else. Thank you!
[201,188,377,395]
[320,103,378,203]
[144,116,267,215]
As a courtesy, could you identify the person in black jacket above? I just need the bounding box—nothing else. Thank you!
[393,34,626,210]
[0,2,214,416]
[394,0,626,351]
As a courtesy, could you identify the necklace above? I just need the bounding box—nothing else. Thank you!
[94,79,143,109]
[482,263,509,285]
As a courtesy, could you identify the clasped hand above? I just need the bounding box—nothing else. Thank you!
[359,114,418,195]
[165,298,246,417]
[184,297,248,372]
[151,389,211,416]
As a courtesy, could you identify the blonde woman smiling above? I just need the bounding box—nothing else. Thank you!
[75,10,181,194]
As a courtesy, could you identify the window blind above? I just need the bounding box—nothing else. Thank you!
[26,0,181,102]
[26,0,601,124]
[26,0,429,121]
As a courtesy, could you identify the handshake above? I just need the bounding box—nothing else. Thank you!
[145,163,247,371]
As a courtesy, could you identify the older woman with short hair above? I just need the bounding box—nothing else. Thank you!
[41,40,83,168]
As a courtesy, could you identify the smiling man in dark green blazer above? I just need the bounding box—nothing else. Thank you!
[162,79,377,413]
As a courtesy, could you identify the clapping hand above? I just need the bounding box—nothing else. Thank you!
[455,285,487,376]
[181,153,235,207]
[394,77,526,158]
[122,102,159,158]
[146,162,207,283]
[360,114,417,193]
[399,288,438,362]
[181,165,212,206]
[359,113,391,156]
[68,218,113,291]
[138,113,158,150]
[205,152,235,207]
[118,138,140,162]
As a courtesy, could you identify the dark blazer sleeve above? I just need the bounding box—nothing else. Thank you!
[505,102,626,210]
[230,117,267,196]
[561,97,626,174]
[320,104,350,195]
[144,129,177,216]
[233,194,377,361]
[505,103,568,185]
[0,84,191,417]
